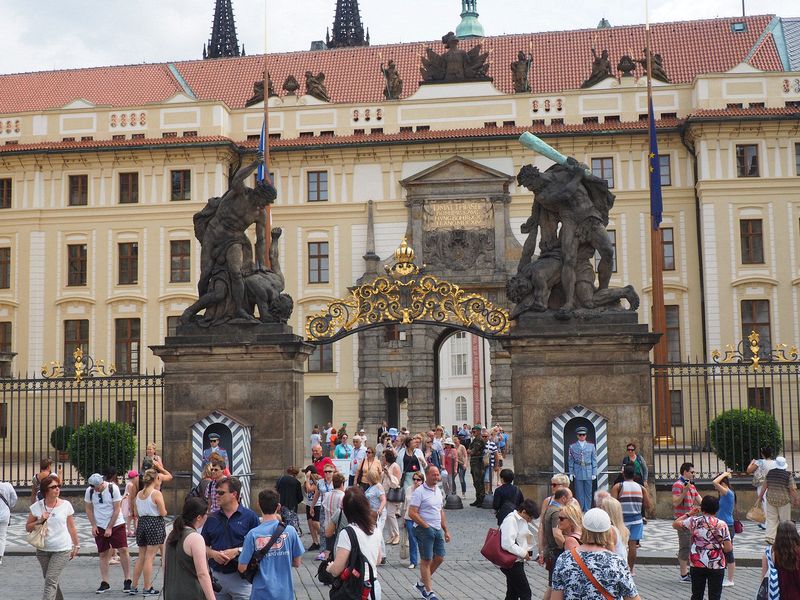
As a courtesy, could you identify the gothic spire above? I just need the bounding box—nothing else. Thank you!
[327,0,369,49]
[204,0,243,59]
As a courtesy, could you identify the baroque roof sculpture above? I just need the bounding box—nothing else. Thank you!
[420,32,490,83]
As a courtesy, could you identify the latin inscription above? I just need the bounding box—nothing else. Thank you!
[424,200,492,230]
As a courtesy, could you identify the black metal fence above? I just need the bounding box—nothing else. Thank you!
[650,357,800,481]
[0,372,163,486]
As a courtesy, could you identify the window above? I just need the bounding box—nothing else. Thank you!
[64,401,86,429]
[63,319,89,365]
[308,242,329,284]
[455,395,468,422]
[795,143,800,176]
[385,324,401,342]
[167,316,180,338]
[307,171,328,202]
[665,305,681,362]
[591,158,614,188]
[170,170,191,201]
[68,174,88,206]
[115,318,140,374]
[67,244,87,286]
[0,402,6,438]
[0,247,9,288]
[0,321,10,353]
[116,400,137,431]
[659,155,672,186]
[118,242,138,285]
[119,172,138,204]
[670,390,684,427]
[736,144,759,177]
[748,387,772,413]
[662,227,675,271]
[170,240,191,283]
[0,178,10,209]
[741,300,771,356]
[308,345,333,372]
[450,332,468,376]
[594,230,617,273]
[740,219,764,264]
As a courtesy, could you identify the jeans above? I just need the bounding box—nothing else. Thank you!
[404,519,419,566]
[36,550,71,600]
[574,479,593,513]
[212,569,252,600]
[500,561,531,600]
[457,465,467,494]
[690,567,724,600]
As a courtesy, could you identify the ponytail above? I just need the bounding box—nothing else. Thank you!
[167,496,208,546]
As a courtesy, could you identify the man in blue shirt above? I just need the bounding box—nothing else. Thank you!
[202,477,260,600]
[239,488,304,600]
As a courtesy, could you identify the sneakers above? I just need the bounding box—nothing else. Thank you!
[123,580,132,593]
[380,557,387,565]
[144,588,160,595]
[408,563,417,569]
[128,588,139,595]
[414,581,428,599]
[426,593,440,600]
[679,574,691,584]
[722,580,735,588]
[308,543,320,551]
[96,581,111,594]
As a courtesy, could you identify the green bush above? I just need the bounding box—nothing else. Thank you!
[49,425,75,452]
[68,421,136,480]
[709,408,782,472]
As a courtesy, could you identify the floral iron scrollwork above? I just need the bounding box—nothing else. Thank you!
[711,330,799,371]
[42,347,116,382]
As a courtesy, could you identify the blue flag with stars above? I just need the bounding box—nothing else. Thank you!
[648,98,663,230]
[257,119,266,182]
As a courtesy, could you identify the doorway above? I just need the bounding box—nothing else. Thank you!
[384,387,408,430]
[435,329,492,431]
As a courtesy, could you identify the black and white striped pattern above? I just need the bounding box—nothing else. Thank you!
[551,405,609,491]
[191,411,252,508]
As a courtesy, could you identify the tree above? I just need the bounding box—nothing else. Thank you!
[709,408,782,472]
[68,421,136,480]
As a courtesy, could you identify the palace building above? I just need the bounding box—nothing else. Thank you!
[0,2,799,437]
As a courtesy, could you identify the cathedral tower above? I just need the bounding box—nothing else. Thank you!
[203,0,244,59]
[326,0,369,49]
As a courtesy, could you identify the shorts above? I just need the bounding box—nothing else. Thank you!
[95,524,128,553]
[135,515,166,547]
[413,525,445,561]
[677,527,691,561]
[626,522,644,542]
[306,505,320,522]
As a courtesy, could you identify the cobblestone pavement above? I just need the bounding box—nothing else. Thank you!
[2,503,767,599]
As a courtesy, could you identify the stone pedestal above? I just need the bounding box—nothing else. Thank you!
[151,323,313,510]
[502,313,659,500]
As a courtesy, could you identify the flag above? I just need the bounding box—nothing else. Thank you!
[257,119,266,182]
[647,97,663,230]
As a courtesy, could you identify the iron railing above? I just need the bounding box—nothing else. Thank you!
[0,372,163,486]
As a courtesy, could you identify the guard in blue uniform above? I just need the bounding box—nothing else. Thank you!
[568,426,597,512]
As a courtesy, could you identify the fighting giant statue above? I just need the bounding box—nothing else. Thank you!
[508,133,638,319]
[180,154,294,326]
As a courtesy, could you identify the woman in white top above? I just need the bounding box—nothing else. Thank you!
[327,487,383,599]
[747,445,777,523]
[499,499,538,600]
[0,479,18,564]
[382,449,402,545]
[130,469,167,595]
[599,496,629,563]
[26,474,80,600]
[397,436,427,489]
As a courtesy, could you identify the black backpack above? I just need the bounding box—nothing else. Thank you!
[329,526,376,600]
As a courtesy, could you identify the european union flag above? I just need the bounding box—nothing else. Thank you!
[648,98,663,230]
[256,119,266,182]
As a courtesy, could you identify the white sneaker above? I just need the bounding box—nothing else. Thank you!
[722,580,734,587]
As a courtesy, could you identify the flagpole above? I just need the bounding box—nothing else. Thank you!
[262,0,272,269]
[646,0,671,442]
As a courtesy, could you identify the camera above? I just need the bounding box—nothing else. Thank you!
[211,573,222,593]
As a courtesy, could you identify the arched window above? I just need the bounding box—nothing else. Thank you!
[450,332,468,376]
[455,395,468,422]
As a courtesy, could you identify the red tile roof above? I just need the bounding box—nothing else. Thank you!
[0,135,233,154]
[0,64,183,113]
[0,15,785,114]
[689,106,800,118]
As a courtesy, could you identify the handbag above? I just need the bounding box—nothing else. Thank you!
[480,528,518,569]
[240,522,286,584]
[386,486,405,503]
[27,500,49,550]
[746,500,766,524]
[733,519,743,534]
[570,548,614,600]
[483,453,490,467]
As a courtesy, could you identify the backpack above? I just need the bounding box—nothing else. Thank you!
[329,526,376,600]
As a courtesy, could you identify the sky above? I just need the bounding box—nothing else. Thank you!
[1,0,797,74]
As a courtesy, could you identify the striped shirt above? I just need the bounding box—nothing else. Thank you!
[484,441,499,468]
[672,478,700,518]
[618,481,643,526]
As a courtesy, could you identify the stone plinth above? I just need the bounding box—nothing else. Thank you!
[502,314,658,500]
[151,323,313,510]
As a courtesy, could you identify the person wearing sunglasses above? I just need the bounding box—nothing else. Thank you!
[568,426,597,513]
[672,462,702,583]
[85,472,132,593]
[620,443,648,487]
[401,474,425,570]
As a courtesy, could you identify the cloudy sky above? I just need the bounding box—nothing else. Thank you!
[2,0,797,74]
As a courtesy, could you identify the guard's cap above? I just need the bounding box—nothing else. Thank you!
[576,427,588,435]
[583,508,611,533]
[208,433,221,441]
[87,473,104,487]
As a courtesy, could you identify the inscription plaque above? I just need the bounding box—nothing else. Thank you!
[424,199,493,230]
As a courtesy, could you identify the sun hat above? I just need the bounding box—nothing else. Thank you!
[775,456,788,470]
[582,508,612,533]
[444,438,455,446]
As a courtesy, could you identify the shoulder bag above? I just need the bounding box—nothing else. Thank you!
[480,527,518,569]
[318,511,344,586]
[569,548,614,600]
[240,522,286,584]
[27,500,49,550]
[329,526,376,600]
[746,499,766,524]
[386,486,405,504]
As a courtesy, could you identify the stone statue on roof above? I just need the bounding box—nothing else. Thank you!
[617,55,636,78]
[581,48,614,88]
[638,49,670,83]
[381,60,403,100]
[420,31,491,83]
[245,75,277,107]
[305,71,330,102]
[282,75,300,94]
[511,50,533,93]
